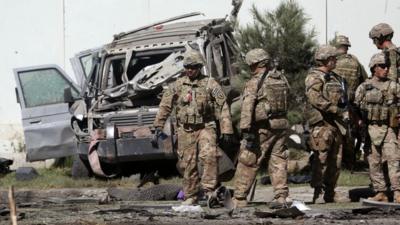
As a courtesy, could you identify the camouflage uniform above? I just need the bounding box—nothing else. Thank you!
[369,23,400,82]
[354,53,400,202]
[332,35,368,168]
[305,45,346,203]
[153,50,233,203]
[233,49,290,207]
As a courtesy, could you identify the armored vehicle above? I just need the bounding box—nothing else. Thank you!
[14,3,242,179]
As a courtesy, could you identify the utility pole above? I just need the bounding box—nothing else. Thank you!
[325,0,328,44]
[62,0,66,69]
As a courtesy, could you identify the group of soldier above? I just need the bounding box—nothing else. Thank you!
[153,22,400,209]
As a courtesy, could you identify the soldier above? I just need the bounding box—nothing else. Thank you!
[305,45,347,204]
[232,48,291,209]
[369,23,400,82]
[153,49,234,205]
[354,53,400,203]
[333,35,368,169]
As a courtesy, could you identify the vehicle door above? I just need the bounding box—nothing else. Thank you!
[70,47,101,92]
[14,65,80,161]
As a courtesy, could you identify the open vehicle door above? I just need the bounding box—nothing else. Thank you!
[14,65,80,161]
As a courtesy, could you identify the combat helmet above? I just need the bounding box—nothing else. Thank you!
[183,49,205,67]
[245,48,270,66]
[368,52,386,69]
[369,23,394,39]
[314,45,338,61]
[335,35,351,47]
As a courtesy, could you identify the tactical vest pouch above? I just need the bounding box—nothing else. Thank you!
[308,125,333,151]
[265,82,288,114]
[268,118,289,130]
[304,104,324,126]
[380,106,389,121]
[365,88,383,104]
[195,114,203,124]
[324,82,342,105]
[254,102,269,122]
[371,105,381,121]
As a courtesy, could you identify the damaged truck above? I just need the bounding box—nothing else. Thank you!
[14,1,243,179]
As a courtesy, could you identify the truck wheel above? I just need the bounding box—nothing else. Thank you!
[71,155,92,179]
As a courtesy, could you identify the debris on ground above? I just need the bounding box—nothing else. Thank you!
[0,158,13,174]
[15,167,38,181]
[107,184,181,201]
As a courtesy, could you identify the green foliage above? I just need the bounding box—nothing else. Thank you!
[234,0,318,121]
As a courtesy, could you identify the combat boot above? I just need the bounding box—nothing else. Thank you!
[368,192,388,202]
[393,191,400,203]
[232,197,247,208]
[324,189,336,203]
[312,187,325,204]
[269,196,288,209]
[181,197,198,205]
[205,191,219,208]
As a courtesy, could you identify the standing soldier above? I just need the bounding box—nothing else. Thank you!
[354,53,400,203]
[153,49,234,205]
[232,48,291,209]
[333,35,368,168]
[305,45,347,204]
[369,23,400,82]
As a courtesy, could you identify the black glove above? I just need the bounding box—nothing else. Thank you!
[242,132,256,150]
[151,127,163,148]
[221,134,234,146]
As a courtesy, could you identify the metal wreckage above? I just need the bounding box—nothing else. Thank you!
[14,0,244,182]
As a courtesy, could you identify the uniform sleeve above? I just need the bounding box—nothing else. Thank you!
[239,77,259,130]
[305,75,337,113]
[353,84,365,108]
[153,85,176,128]
[209,79,234,134]
[394,83,400,104]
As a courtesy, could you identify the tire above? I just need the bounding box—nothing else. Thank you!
[71,154,92,179]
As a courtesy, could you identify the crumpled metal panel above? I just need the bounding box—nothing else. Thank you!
[129,51,184,91]
[25,119,76,162]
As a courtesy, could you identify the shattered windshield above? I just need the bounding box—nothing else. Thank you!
[19,68,79,108]
[101,50,185,91]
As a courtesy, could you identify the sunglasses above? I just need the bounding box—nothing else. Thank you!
[184,64,202,70]
[377,64,388,69]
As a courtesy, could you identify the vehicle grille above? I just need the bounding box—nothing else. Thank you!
[108,113,156,126]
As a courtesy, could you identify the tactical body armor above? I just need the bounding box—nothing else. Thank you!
[333,54,366,101]
[254,70,289,125]
[305,70,345,126]
[358,80,398,127]
[176,76,214,125]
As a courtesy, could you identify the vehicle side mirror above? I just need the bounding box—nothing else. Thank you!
[64,87,74,103]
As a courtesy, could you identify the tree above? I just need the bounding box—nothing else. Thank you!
[234,0,317,124]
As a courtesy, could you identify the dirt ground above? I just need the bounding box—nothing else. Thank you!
[1,185,400,225]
